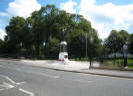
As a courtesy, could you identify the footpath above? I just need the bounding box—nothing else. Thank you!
[0,59,133,79]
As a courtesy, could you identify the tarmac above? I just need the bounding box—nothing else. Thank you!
[0,59,133,79]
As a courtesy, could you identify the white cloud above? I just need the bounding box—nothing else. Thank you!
[6,0,41,18]
[0,28,6,40]
[79,0,133,39]
[0,12,8,16]
[126,24,133,34]
[0,0,41,40]
[60,0,77,14]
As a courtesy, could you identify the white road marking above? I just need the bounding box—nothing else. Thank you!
[0,88,6,91]
[0,74,15,84]
[0,82,15,91]
[42,73,60,79]
[0,65,61,80]
[0,65,60,80]
[54,76,60,79]
[0,89,5,91]
[19,88,34,96]
[16,82,26,85]
[3,82,14,88]
[74,79,92,83]
[0,71,35,96]
[5,76,16,84]
[0,75,27,85]
[15,67,60,79]
[0,74,35,96]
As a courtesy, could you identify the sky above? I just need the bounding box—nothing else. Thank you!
[0,0,133,40]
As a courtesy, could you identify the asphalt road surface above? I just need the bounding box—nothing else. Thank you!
[0,60,133,96]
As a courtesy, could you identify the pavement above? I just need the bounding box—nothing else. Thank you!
[0,59,133,96]
[0,59,133,79]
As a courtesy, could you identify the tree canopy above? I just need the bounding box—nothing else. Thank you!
[2,4,132,59]
[3,4,102,59]
[104,29,131,58]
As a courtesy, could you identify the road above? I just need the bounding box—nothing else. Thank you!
[0,60,133,96]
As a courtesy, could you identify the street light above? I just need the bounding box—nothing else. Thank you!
[123,43,128,68]
[85,32,88,58]
[85,29,94,68]
[89,29,94,68]
[43,42,45,46]
[62,28,66,41]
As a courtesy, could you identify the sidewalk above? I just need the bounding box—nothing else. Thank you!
[20,60,133,79]
[1,59,133,79]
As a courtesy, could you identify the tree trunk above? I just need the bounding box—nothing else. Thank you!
[36,44,40,59]
[114,52,116,66]
[90,56,92,67]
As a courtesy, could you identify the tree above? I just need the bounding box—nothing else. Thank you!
[23,17,35,57]
[67,17,101,59]
[118,30,129,53]
[4,4,102,60]
[5,16,26,55]
[105,30,122,54]
[68,29,86,59]
[31,10,46,58]
[0,39,5,54]
[129,34,133,54]
[44,38,60,59]
[105,30,130,65]
[5,16,35,57]
[105,30,121,65]
[31,5,59,58]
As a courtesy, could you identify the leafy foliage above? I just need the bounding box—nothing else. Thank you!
[129,34,133,54]
[4,4,130,60]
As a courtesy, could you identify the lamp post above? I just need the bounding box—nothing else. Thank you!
[43,42,45,46]
[89,29,94,68]
[62,28,66,41]
[123,43,128,68]
[85,32,88,58]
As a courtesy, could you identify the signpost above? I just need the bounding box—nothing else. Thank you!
[123,44,128,68]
